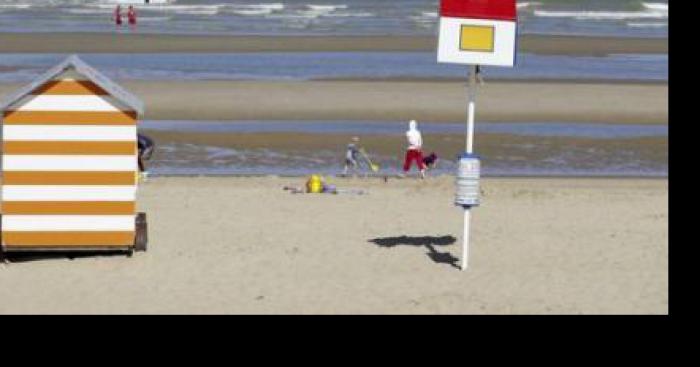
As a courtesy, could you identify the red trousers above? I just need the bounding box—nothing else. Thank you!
[403,149,425,172]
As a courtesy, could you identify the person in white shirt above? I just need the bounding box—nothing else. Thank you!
[402,120,426,179]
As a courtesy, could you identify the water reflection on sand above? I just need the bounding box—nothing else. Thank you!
[141,120,667,177]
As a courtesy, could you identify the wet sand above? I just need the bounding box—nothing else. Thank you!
[0,80,668,124]
[147,130,668,171]
[0,176,668,314]
[0,33,668,56]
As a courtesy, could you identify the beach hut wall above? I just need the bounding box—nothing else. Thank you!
[1,55,145,252]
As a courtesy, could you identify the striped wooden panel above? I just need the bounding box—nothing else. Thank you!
[2,171,136,185]
[2,232,135,247]
[3,141,136,155]
[12,95,126,112]
[2,215,135,231]
[2,186,136,201]
[2,202,135,215]
[3,125,137,141]
[2,110,137,125]
[1,73,139,249]
[3,155,137,171]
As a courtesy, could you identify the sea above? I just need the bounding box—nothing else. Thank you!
[0,0,669,38]
[0,52,668,82]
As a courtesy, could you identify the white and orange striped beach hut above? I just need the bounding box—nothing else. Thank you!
[0,55,147,255]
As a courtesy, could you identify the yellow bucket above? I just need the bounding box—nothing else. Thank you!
[306,174,323,193]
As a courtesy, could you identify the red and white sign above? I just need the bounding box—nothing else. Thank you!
[437,0,517,67]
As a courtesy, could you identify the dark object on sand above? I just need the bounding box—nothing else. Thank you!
[134,213,148,252]
[137,133,155,172]
[423,152,439,169]
[283,183,367,195]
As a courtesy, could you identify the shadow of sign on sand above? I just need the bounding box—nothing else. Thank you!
[368,235,459,269]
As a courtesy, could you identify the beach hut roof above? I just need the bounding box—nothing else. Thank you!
[0,55,144,115]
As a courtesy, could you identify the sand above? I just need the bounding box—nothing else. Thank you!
[147,131,668,173]
[0,80,669,124]
[0,176,668,314]
[148,130,668,157]
[0,33,668,56]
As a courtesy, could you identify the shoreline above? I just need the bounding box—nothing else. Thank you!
[141,130,667,178]
[313,77,667,85]
[0,32,668,56]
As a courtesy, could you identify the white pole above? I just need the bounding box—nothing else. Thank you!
[462,209,471,271]
[462,65,478,271]
[466,65,477,153]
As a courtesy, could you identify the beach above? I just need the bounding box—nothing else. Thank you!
[0,80,669,124]
[0,0,669,314]
[0,176,668,314]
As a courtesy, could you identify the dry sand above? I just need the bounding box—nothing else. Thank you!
[0,33,667,56]
[0,80,669,124]
[0,176,668,314]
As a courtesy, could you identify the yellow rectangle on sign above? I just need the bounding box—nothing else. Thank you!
[459,25,495,52]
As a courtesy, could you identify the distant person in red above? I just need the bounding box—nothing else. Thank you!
[113,5,122,27]
[127,6,137,30]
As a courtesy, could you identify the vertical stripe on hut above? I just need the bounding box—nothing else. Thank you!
[0,55,145,250]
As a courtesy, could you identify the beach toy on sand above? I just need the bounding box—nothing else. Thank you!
[0,55,148,256]
[359,148,380,172]
[306,174,323,193]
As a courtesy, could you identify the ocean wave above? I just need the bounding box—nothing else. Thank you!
[410,12,438,26]
[87,3,224,16]
[259,4,350,20]
[305,5,348,12]
[642,3,668,12]
[142,5,223,16]
[100,0,173,3]
[137,16,172,22]
[65,8,113,15]
[627,22,668,28]
[325,11,374,18]
[517,2,542,9]
[228,9,271,16]
[534,9,667,20]
[0,4,33,9]
[224,3,285,16]
[534,1,667,20]
[299,4,348,18]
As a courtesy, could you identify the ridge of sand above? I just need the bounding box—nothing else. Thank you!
[0,33,668,56]
[0,80,669,124]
